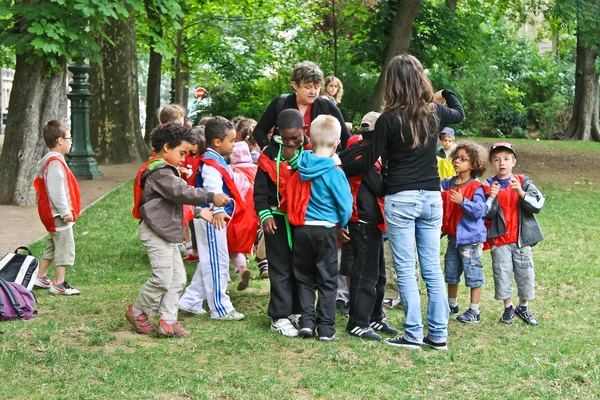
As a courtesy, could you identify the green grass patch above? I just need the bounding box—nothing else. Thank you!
[1,178,599,399]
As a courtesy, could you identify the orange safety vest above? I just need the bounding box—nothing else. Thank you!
[441,179,482,237]
[199,156,247,224]
[33,156,81,232]
[227,164,259,253]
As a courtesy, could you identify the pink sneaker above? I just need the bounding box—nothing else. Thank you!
[125,305,157,335]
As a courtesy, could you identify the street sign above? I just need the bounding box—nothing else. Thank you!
[195,87,206,99]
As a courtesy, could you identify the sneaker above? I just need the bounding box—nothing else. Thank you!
[299,327,314,338]
[288,314,301,330]
[34,275,52,289]
[449,304,459,315]
[346,326,382,341]
[385,336,422,350]
[336,300,349,317]
[179,305,207,315]
[457,308,481,324]
[125,305,157,335]
[157,319,189,337]
[271,318,299,337]
[515,307,539,326]
[423,336,448,351]
[370,320,399,336]
[213,310,245,321]
[318,334,336,342]
[499,306,515,325]
[49,281,80,295]
[382,298,401,309]
[183,253,199,262]
[258,262,269,279]
[237,270,251,291]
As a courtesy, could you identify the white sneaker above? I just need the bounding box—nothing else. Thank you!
[49,281,80,295]
[213,310,245,321]
[288,314,301,330]
[179,305,207,315]
[271,318,299,337]
[34,275,52,289]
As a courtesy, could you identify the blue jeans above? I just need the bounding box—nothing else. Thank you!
[385,190,449,344]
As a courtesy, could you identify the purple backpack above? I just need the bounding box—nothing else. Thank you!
[0,277,36,321]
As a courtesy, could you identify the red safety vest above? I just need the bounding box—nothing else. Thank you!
[33,156,81,232]
[132,155,195,225]
[347,158,386,231]
[257,152,294,212]
[199,156,247,224]
[283,172,312,226]
[488,174,523,247]
[441,179,482,237]
[227,164,259,253]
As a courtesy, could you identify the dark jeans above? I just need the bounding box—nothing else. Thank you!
[344,222,386,329]
[292,225,339,337]
[265,213,301,320]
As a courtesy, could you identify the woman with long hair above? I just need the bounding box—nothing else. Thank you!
[343,55,464,350]
[321,76,344,105]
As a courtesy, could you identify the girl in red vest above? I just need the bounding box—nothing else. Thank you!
[34,120,81,296]
[441,142,488,324]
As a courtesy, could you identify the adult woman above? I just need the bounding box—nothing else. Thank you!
[343,55,464,350]
[321,76,344,105]
[252,61,350,150]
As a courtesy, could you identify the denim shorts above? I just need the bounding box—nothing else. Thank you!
[444,236,484,288]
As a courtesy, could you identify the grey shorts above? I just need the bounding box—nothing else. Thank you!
[42,217,75,266]
[491,243,535,301]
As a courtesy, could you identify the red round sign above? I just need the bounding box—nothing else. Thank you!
[195,87,206,99]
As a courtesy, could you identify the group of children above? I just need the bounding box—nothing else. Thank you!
[33,106,545,344]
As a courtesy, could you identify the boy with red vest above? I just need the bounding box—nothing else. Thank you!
[178,117,246,321]
[441,142,488,324]
[485,142,545,326]
[254,109,309,337]
[286,115,353,342]
[338,112,398,340]
[128,123,229,337]
[33,120,81,295]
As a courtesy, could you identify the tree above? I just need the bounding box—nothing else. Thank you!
[90,8,150,164]
[368,0,422,111]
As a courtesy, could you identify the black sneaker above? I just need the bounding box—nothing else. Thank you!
[423,336,448,351]
[346,326,382,341]
[499,306,515,325]
[457,308,481,324]
[385,336,422,350]
[370,320,399,336]
[299,327,315,338]
[336,300,349,317]
[449,304,459,315]
[515,307,539,326]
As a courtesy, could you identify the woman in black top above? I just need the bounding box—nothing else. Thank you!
[343,55,464,350]
[252,61,351,150]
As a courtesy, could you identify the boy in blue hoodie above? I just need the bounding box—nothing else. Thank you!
[286,115,353,342]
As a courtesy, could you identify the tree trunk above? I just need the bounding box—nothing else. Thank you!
[368,0,422,112]
[566,31,600,141]
[173,20,188,108]
[0,54,67,205]
[144,1,162,143]
[446,0,458,12]
[90,15,150,163]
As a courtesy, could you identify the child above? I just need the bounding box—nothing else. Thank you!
[178,116,246,321]
[181,126,207,262]
[128,123,230,337]
[339,111,398,340]
[33,120,81,295]
[437,127,456,180]
[286,115,353,342]
[160,104,186,125]
[254,109,309,337]
[235,118,260,164]
[441,142,488,323]
[485,142,545,326]
[228,140,258,290]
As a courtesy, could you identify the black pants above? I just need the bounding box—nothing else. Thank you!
[293,225,339,337]
[344,222,386,329]
[265,213,300,320]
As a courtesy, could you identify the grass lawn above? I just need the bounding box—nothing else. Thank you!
[1,145,600,399]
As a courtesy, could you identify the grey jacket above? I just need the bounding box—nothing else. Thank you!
[139,162,214,243]
[485,176,545,248]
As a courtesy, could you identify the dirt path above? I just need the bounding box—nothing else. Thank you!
[0,163,138,255]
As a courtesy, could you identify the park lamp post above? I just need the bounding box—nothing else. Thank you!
[67,60,102,179]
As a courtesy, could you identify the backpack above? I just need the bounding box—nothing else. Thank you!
[0,247,39,291]
[0,277,37,321]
